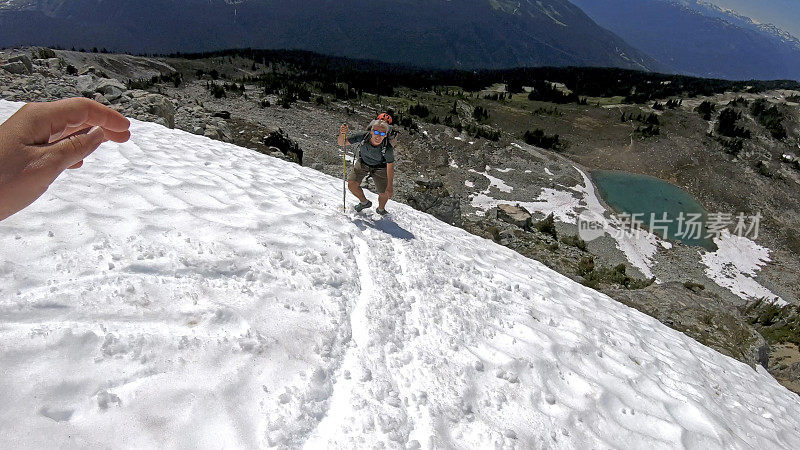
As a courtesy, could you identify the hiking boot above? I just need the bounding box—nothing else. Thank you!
[376,207,388,216]
[354,200,372,212]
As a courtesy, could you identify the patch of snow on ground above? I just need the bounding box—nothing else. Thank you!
[2,100,800,448]
[544,167,554,176]
[701,232,785,304]
[520,188,583,223]
[469,166,513,193]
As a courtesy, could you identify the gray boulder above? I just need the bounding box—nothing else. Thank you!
[33,47,57,59]
[94,78,126,101]
[1,61,29,75]
[8,55,33,73]
[93,93,110,105]
[263,127,303,164]
[406,179,462,226]
[497,204,532,229]
[204,125,222,140]
[76,74,96,96]
[141,94,175,128]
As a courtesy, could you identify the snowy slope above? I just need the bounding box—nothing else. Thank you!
[1,99,799,448]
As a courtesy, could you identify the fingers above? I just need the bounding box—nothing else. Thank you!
[49,123,131,144]
[43,126,106,175]
[102,129,131,143]
[18,98,130,145]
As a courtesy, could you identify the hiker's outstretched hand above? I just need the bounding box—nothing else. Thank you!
[0,97,131,221]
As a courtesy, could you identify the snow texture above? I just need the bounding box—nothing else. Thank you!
[1,100,799,448]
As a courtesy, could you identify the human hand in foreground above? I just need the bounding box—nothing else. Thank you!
[0,98,130,221]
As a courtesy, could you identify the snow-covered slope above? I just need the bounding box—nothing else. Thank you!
[1,99,799,448]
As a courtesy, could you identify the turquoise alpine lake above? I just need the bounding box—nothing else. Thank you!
[591,170,715,249]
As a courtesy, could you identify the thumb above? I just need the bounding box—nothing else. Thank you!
[46,126,105,172]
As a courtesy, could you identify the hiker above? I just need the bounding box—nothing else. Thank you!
[338,113,396,215]
[0,97,131,221]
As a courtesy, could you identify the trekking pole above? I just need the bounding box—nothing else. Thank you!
[342,127,348,212]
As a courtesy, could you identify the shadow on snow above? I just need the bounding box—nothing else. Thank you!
[353,217,415,241]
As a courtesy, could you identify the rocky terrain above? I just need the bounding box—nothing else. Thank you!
[2,46,799,394]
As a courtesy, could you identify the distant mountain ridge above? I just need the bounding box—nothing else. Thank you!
[683,1,800,51]
[0,0,663,71]
[570,0,800,81]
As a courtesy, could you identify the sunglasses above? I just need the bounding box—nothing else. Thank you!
[372,130,387,136]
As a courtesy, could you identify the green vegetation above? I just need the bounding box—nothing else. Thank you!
[523,129,563,150]
[621,112,660,138]
[463,123,500,141]
[527,80,577,104]
[751,99,787,140]
[163,48,800,103]
[577,257,653,289]
[409,102,430,118]
[717,108,751,139]
[560,234,588,251]
[126,72,183,90]
[728,97,749,107]
[483,92,510,101]
[533,213,557,238]
[207,82,226,99]
[696,100,716,121]
[532,106,563,117]
[472,105,489,122]
[621,112,659,125]
[743,299,800,347]
[634,124,660,138]
[653,98,681,110]
[715,136,744,157]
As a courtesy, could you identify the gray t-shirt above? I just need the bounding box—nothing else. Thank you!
[347,132,395,166]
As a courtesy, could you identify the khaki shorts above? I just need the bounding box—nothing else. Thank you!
[348,160,389,194]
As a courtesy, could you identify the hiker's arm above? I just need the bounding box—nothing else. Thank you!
[385,163,394,198]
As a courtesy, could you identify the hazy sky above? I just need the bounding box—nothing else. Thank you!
[704,0,800,37]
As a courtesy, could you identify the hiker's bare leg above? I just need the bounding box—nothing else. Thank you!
[378,192,389,209]
[348,180,368,202]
